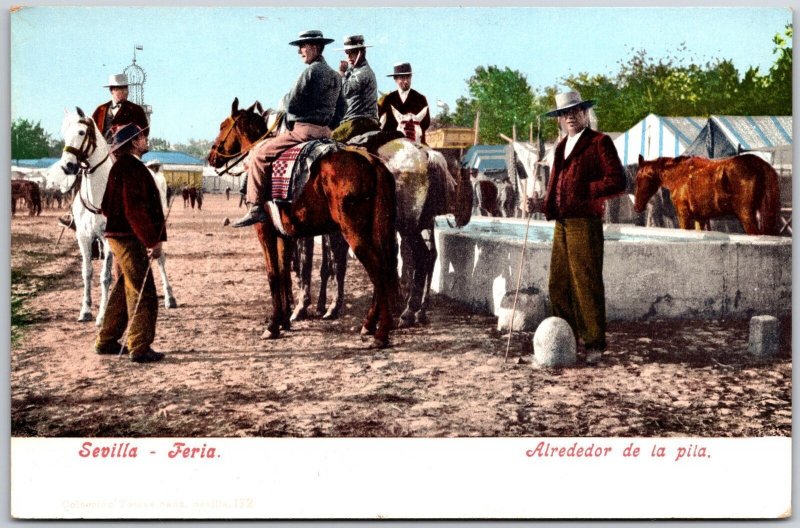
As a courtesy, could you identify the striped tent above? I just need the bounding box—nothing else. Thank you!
[683,115,792,159]
[613,113,706,166]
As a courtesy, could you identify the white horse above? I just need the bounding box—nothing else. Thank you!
[378,105,458,326]
[56,108,177,325]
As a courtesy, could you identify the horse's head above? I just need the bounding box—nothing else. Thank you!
[389,105,428,144]
[633,154,664,213]
[59,107,105,176]
[207,97,268,169]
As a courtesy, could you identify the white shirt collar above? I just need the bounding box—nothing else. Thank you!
[564,127,586,158]
[398,87,410,103]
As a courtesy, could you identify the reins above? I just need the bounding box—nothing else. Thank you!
[213,111,285,177]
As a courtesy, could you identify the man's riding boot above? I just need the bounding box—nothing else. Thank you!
[58,214,76,231]
[232,203,268,228]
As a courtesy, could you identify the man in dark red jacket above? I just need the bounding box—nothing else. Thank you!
[540,91,625,365]
[59,73,150,229]
[92,73,149,141]
[94,123,166,363]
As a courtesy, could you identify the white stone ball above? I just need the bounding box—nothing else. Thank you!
[532,317,577,367]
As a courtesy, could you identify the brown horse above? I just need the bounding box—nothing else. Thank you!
[208,98,400,347]
[11,180,42,216]
[634,154,780,235]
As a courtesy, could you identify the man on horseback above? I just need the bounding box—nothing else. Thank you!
[331,35,380,142]
[94,123,166,363]
[233,30,341,228]
[378,62,430,145]
[59,73,149,229]
[537,91,625,365]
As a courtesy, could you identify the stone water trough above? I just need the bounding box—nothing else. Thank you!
[431,216,792,330]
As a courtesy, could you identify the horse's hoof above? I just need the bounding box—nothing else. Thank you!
[397,317,415,329]
[321,307,341,320]
[165,298,178,309]
[415,312,429,325]
[368,338,389,349]
[95,317,104,328]
[77,312,92,323]
[290,307,309,322]
[260,328,280,340]
[360,325,375,336]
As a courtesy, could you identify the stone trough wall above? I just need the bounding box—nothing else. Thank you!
[432,217,792,329]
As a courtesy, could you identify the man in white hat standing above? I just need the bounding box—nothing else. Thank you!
[331,35,380,142]
[233,30,340,228]
[537,91,625,365]
[59,73,150,229]
[378,62,431,144]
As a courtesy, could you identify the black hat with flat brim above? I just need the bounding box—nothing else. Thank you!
[387,62,413,77]
[289,30,334,46]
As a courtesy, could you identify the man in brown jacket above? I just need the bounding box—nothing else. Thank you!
[94,123,166,363]
[540,91,625,365]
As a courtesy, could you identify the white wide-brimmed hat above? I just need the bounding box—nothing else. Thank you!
[336,34,372,51]
[104,73,129,88]
[545,91,595,117]
[288,30,334,46]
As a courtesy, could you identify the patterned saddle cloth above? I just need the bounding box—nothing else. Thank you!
[271,139,339,202]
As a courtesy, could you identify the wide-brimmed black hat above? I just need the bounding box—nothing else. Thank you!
[544,91,596,117]
[387,62,413,77]
[111,123,144,149]
[288,30,334,46]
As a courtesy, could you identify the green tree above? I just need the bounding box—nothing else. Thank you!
[451,66,537,144]
[11,119,51,164]
[172,138,213,160]
[47,138,65,158]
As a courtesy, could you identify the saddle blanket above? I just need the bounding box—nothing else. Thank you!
[271,144,304,201]
[270,139,340,202]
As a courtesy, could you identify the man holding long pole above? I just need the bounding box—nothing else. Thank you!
[94,123,166,363]
[536,91,625,365]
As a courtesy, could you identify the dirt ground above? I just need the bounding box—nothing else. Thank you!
[10,194,792,438]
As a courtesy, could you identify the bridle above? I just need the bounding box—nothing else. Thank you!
[63,117,110,175]
[62,117,110,214]
[213,111,284,176]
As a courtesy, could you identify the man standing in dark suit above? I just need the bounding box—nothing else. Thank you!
[539,91,626,365]
[378,62,431,144]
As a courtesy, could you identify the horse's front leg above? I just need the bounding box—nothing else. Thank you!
[155,252,178,308]
[94,239,114,327]
[256,224,284,339]
[77,237,94,322]
[278,236,295,331]
[290,236,313,322]
[322,232,348,320]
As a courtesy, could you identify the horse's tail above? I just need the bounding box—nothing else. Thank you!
[756,158,780,236]
[370,157,401,311]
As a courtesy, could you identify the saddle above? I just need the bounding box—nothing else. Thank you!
[270,139,339,203]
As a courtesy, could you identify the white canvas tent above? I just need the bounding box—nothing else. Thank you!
[613,113,706,166]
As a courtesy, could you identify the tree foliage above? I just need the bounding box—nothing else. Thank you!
[172,138,213,160]
[11,119,51,163]
[446,25,792,142]
[149,137,172,151]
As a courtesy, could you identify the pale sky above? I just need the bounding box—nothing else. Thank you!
[10,5,792,144]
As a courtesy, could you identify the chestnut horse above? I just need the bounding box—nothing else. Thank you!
[634,154,780,235]
[208,98,400,347]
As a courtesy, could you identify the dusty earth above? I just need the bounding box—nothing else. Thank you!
[10,194,792,438]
